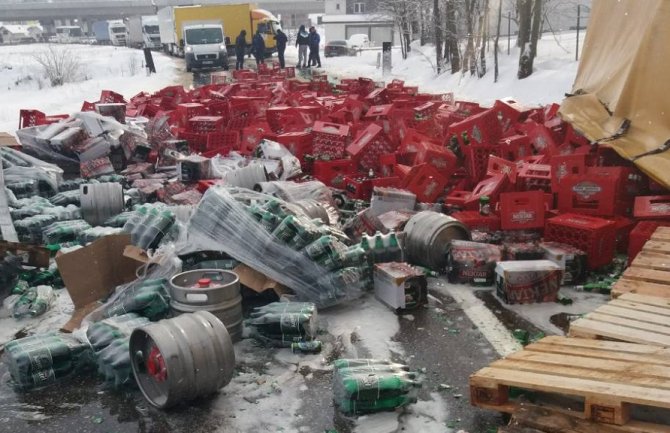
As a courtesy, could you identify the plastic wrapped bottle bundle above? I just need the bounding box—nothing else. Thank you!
[333,359,420,415]
[49,189,81,206]
[123,206,176,251]
[188,187,370,307]
[14,214,58,243]
[10,285,56,318]
[102,279,170,321]
[42,219,92,244]
[247,302,318,347]
[5,333,95,392]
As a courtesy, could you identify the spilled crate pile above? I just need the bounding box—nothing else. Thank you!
[471,227,670,433]
[2,62,670,417]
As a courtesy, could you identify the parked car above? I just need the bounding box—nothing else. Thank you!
[347,33,370,49]
[324,40,356,57]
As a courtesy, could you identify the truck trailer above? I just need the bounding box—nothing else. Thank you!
[127,16,161,49]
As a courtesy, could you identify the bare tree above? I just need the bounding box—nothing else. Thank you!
[518,0,542,79]
[31,45,81,87]
[378,0,417,59]
[494,0,503,81]
[434,0,443,73]
[478,0,489,77]
[444,0,460,73]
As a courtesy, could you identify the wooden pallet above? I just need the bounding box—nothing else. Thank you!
[502,405,631,433]
[568,293,670,347]
[469,336,670,433]
[613,227,670,298]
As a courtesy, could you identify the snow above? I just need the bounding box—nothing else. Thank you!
[0,44,181,135]
[322,14,393,23]
[286,30,582,106]
[321,294,403,359]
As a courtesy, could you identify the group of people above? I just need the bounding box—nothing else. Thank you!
[233,24,321,71]
[296,25,321,69]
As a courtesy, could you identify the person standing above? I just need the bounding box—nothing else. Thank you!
[274,29,288,68]
[235,29,247,70]
[295,25,309,68]
[307,26,321,68]
[251,28,265,66]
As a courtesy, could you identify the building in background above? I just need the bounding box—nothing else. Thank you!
[322,0,396,46]
[0,24,42,44]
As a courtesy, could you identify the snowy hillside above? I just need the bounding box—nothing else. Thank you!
[0,44,181,134]
[288,30,582,107]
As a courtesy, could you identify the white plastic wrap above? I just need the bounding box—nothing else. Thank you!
[188,187,370,307]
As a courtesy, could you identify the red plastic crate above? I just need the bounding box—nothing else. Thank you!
[452,210,501,232]
[463,174,510,211]
[558,166,635,217]
[544,213,617,269]
[486,155,518,183]
[188,116,225,133]
[176,103,207,125]
[517,163,552,192]
[18,109,68,129]
[447,109,502,147]
[516,121,557,156]
[178,130,208,152]
[364,88,389,106]
[313,159,356,189]
[346,123,397,171]
[400,163,449,203]
[399,129,457,175]
[343,174,372,200]
[628,221,670,264]
[445,190,471,207]
[499,191,546,230]
[613,216,636,254]
[493,98,531,135]
[99,90,126,104]
[463,145,499,184]
[312,121,350,160]
[550,153,587,193]
[498,135,533,161]
[207,131,239,151]
[634,195,670,219]
[274,132,313,165]
[364,104,394,119]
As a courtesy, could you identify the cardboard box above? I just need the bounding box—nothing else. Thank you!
[374,262,427,311]
[233,263,289,297]
[55,234,144,331]
[0,132,19,147]
[0,240,50,268]
[495,260,562,305]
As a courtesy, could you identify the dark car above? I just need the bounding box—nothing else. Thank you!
[324,40,355,57]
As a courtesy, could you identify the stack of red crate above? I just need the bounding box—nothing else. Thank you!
[346,123,397,171]
[312,121,351,160]
[544,213,617,269]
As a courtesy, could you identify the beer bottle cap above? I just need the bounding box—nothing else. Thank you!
[198,278,211,288]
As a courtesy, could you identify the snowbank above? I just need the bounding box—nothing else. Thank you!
[0,44,181,135]
[286,30,582,106]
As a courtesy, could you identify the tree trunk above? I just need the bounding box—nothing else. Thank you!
[479,0,489,77]
[398,20,407,59]
[420,8,427,45]
[446,0,460,73]
[494,0,502,82]
[463,0,475,75]
[529,0,542,59]
[434,0,443,73]
[517,0,531,48]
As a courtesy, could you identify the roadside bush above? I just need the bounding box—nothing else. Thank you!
[31,45,82,87]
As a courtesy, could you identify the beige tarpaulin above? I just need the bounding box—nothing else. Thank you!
[559,0,670,189]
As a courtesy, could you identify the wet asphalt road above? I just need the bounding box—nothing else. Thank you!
[0,280,511,433]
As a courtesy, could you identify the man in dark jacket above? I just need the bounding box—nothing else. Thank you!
[274,29,288,68]
[251,29,265,66]
[307,26,321,68]
[295,25,309,68]
[235,29,247,70]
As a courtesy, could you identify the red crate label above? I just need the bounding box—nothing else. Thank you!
[572,181,602,199]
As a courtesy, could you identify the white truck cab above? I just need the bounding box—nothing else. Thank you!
[182,23,228,72]
[108,20,128,46]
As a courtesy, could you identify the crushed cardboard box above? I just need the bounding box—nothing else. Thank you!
[233,263,290,297]
[56,234,144,332]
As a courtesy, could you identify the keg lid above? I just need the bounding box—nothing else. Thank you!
[198,278,211,288]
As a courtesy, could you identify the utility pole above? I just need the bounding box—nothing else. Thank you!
[575,4,581,61]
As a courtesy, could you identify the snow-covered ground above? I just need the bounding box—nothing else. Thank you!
[286,30,582,106]
[0,44,181,135]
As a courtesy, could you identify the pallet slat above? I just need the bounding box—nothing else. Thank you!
[470,337,670,431]
[569,317,670,346]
